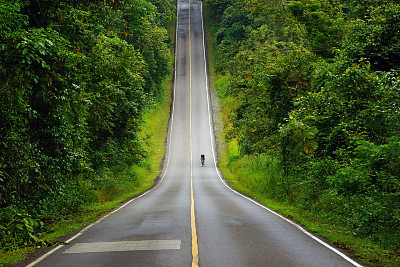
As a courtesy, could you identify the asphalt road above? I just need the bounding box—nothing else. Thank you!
[26,0,363,266]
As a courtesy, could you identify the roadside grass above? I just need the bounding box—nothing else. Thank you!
[218,152,400,266]
[0,248,34,267]
[221,151,400,266]
[203,5,399,267]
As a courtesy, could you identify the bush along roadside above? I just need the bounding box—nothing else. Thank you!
[0,0,175,264]
[204,0,400,266]
[0,62,173,266]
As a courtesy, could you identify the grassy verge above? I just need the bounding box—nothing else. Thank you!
[203,5,399,267]
[219,153,399,266]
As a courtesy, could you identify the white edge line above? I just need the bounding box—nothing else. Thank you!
[199,3,363,267]
[26,6,180,267]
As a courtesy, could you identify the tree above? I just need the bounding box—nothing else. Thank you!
[227,27,316,154]
[1,0,175,220]
[342,2,400,71]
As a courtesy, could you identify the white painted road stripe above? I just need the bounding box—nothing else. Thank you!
[64,240,181,253]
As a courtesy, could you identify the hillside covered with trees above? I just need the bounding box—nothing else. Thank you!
[0,0,175,253]
[205,0,400,263]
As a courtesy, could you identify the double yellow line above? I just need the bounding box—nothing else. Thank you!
[188,0,199,266]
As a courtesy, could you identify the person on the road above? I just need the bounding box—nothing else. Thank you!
[200,154,205,166]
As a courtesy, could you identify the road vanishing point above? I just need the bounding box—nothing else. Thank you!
[25,0,363,266]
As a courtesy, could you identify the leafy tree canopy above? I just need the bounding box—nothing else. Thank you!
[0,0,175,250]
[205,0,400,252]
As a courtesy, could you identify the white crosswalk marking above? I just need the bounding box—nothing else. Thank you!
[64,240,181,253]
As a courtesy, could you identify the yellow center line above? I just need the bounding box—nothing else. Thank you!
[189,0,199,266]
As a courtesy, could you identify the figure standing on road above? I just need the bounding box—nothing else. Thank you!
[200,154,205,167]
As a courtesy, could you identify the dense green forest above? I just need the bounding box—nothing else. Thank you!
[0,0,175,251]
[205,0,400,259]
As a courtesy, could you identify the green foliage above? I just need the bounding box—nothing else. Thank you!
[0,1,28,38]
[206,0,400,255]
[85,35,147,169]
[280,117,318,154]
[287,0,344,59]
[343,2,400,71]
[352,138,400,193]
[120,0,173,98]
[148,0,176,28]
[0,206,46,251]
[227,37,316,154]
[1,26,90,214]
[0,0,175,252]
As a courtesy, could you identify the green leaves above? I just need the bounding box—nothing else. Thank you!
[120,0,172,98]
[0,206,46,250]
[86,35,147,168]
[226,37,316,154]
[286,0,344,59]
[0,0,175,238]
[343,2,400,71]
[280,117,318,154]
[206,0,400,252]
[0,1,28,38]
